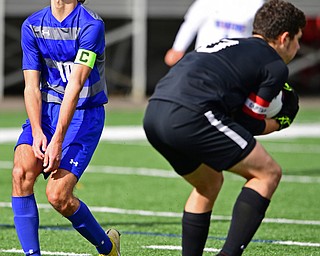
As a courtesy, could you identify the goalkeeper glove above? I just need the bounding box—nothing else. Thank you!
[274,83,299,130]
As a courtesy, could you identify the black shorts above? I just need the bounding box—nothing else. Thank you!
[143,100,256,176]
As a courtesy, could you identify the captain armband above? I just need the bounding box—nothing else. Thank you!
[74,49,97,69]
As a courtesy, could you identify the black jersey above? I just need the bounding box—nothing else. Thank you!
[151,37,288,116]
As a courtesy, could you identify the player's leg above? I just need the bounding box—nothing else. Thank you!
[184,164,223,213]
[144,101,226,256]
[181,164,223,256]
[46,169,117,255]
[45,106,119,255]
[12,144,43,256]
[230,141,281,199]
[216,141,281,256]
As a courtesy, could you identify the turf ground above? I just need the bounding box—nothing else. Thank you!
[0,102,319,256]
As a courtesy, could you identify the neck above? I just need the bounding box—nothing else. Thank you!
[51,0,78,22]
[253,34,289,64]
[253,34,267,41]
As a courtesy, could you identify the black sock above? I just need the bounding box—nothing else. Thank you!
[219,187,270,256]
[182,210,212,256]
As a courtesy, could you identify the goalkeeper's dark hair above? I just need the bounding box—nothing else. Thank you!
[78,0,86,3]
[252,0,306,41]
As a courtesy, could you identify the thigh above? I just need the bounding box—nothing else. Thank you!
[183,164,224,212]
[229,141,280,180]
[13,144,43,176]
[183,164,224,193]
[12,144,43,196]
[228,141,281,199]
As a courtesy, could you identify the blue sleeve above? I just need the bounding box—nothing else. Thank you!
[78,20,105,55]
[21,19,42,71]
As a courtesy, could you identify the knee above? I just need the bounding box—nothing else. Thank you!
[12,165,25,183]
[12,165,37,187]
[274,164,282,185]
[46,188,78,216]
[46,189,67,213]
[266,160,282,189]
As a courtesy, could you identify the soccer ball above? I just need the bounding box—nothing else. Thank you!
[266,90,283,118]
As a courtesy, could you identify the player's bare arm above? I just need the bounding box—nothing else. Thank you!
[262,118,280,135]
[23,70,47,160]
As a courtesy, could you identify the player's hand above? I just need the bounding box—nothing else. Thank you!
[43,138,62,173]
[164,49,185,66]
[274,83,299,130]
[32,129,47,160]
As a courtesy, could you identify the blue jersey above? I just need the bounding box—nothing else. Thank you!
[21,3,108,108]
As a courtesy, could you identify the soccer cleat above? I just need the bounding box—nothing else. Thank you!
[104,228,121,256]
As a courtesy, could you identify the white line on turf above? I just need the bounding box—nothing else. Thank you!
[0,126,147,143]
[85,165,320,184]
[142,245,220,252]
[260,142,320,153]
[272,241,320,247]
[1,123,320,143]
[0,202,319,226]
[1,161,320,184]
[257,123,320,139]
[0,249,91,255]
[142,240,320,252]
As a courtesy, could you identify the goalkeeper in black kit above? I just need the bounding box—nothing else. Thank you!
[143,1,306,255]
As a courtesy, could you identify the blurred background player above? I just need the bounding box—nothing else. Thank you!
[144,0,306,255]
[164,0,265,66]
[11,0,120,255]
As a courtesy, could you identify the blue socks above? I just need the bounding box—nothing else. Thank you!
[12,194,41,256]
[12,196,111,255]
[67,200,113,254]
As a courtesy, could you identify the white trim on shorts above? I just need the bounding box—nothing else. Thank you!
[204,110,248,149]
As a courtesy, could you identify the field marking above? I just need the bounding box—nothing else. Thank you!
[0,249,91,255]
[257,123,320,139]
[1,123,320,143]
[142,245,220,252]
[1,161,320,184]
[142,239,320,253]
[272,241,320,247]
[0,126,147,143]
[260,142,320,153]
[1,201,319,226]
[85,165,320,184]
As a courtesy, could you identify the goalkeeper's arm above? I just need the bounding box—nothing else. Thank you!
[273,83,299,130]
[263,118,281,134]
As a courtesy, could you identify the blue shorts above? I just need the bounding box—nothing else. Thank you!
[16,102,105,180]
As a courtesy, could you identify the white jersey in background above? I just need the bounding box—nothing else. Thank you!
[172,0,265,51]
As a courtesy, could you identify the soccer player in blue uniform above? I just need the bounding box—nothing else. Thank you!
[144,1,306,255]
[11,0,120,255]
